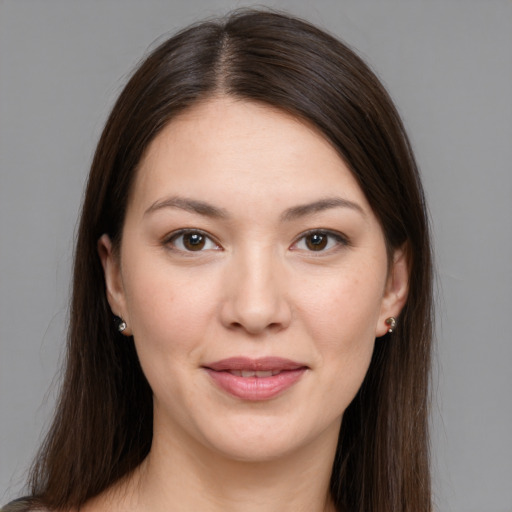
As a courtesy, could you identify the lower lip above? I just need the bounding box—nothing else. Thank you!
[205,368,307,401]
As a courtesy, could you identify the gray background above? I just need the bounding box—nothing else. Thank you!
[1,1,511,510]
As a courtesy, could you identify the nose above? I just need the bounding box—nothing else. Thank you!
[219,249,292,335]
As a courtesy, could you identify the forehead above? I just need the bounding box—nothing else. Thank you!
[129,97,371,216]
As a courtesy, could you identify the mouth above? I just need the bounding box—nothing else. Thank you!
[203,357,308,401]
[225,369,283,377]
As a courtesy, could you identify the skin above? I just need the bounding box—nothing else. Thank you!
[95,97,409,512]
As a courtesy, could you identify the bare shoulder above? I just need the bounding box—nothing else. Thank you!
[1,497,47,512]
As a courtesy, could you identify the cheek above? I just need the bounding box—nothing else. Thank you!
[121,259,222,412]
[296,266,385,400]
[300,266,385,345]
[121,255,218,361]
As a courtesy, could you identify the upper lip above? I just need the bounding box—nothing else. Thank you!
[203,357,307,372]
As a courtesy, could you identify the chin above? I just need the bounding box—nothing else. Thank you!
[197,412,339,464]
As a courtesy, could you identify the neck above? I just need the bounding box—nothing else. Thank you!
[126,419,340,512]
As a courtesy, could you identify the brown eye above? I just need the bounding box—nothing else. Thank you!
[169,230,218,252]
[292,230,348,253]
[305,232,328,251]
[183,232,206,251]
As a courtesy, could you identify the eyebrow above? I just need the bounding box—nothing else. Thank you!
[144,195,365,221]
[280,197,366,221]
[144,196,230,219]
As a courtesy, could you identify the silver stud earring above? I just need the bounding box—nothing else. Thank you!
[385,316,397,333]
[118,320,127,333]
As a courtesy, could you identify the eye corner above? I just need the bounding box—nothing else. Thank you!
[163,228,222,253]
[290,229,350,254]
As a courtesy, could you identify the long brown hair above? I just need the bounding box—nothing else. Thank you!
[27,10,432,511]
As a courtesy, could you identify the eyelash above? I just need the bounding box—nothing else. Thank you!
[163,229,349,254]
[163,229,221,253]
[291,230,349,253]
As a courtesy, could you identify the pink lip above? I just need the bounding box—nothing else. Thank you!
[203,357,308,401]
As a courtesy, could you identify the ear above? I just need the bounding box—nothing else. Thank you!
[375,244,410,337]
[97,234,131,335]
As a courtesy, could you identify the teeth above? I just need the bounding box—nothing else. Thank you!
[255,370,273,377]
[228,370,282,377]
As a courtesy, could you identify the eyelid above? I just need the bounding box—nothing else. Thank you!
[163,228,222,252]
[290,229,350,252]
[161,228,348,254]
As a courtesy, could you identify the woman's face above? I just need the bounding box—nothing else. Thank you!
[100,97,408,462]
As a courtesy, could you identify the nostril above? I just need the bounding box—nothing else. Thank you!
[220,272,292,334]
[268,322,285,333]
[228,319,286,335]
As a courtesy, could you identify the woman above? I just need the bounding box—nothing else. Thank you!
[3,9,433,512]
